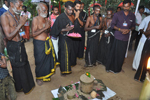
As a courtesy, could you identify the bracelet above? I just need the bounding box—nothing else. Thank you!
[118,28,120,31]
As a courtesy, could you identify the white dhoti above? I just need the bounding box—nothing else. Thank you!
[132,34,147,70]
[51,38,59,59]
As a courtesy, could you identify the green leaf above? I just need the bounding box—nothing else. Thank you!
[64,85,72,91]
[74,83,79,90]
[85,72,91,78]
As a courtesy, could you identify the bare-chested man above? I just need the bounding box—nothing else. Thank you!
[84,5,102,67]
[97,8,114,66]
[32,3,57,86]
[1,0,35,94]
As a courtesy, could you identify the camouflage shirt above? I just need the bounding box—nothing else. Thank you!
[0,52,9,79]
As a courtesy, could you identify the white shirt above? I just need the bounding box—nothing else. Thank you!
[135,12,146,31]
[138,15,150,32]
[2,4,8,10]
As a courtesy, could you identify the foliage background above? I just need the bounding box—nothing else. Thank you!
[0,0,150,16]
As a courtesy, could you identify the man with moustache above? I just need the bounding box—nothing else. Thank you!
[51,1,74,76]
[106,0,135,73]
[50,6,59,28]
[77,2,88,59]
[97,8,114,66]
[70,1,83,66]
[32,3,56,85]
[84,5,102,67]
[1,0,35,94]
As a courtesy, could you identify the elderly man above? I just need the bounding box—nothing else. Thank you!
[32,3,56,86]
[1,0,35,94]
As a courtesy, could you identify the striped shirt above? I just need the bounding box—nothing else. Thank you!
[0,53,9,79]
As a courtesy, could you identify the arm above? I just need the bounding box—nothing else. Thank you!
[61,24,74,32]
[1,14,23,40]
[75,11,83,26]
[144,22,150,37]
[138,17,147,33]
[0,55,7,68]
[32,18,49,37]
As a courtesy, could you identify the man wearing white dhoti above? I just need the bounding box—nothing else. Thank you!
[132,15,150,70]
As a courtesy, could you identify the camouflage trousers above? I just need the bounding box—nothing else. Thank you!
[0,76,17,100]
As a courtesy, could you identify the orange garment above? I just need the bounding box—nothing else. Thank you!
[23,26,30,40]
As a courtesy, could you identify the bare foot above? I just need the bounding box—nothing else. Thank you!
[36,79,43,86]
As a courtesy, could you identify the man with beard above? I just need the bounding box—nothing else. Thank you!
[50,6,59,28]
[1,0,35,94]
[77,2,88,59]
[32,3,56,85]
[70,1,83,66]
[84,5,102,67]
[106,0,135,73]
[97,8,114,66]
[51,1,74,76]
[20,6,31,41]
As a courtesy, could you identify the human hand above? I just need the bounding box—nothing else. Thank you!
[121,29,130,34]
[65,24,74,31]
[19,15,28,26]
[45,19,51,29]
[75,10,80,19]
[105,33,111,37]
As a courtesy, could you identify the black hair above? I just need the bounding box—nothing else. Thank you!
[22,5,27,9]
[123,0,131,5]
[107,8,113,12]
[65,1,74,8]
[138,5,145,10]
[117,7,121,10]
[93,5,100,10]
[52,6,58,10]
[74,1,81,6]
[81,2,84,5]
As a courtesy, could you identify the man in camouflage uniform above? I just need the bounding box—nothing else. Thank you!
[0,52,16,100]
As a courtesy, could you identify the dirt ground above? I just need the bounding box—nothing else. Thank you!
[15,39,143,100]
